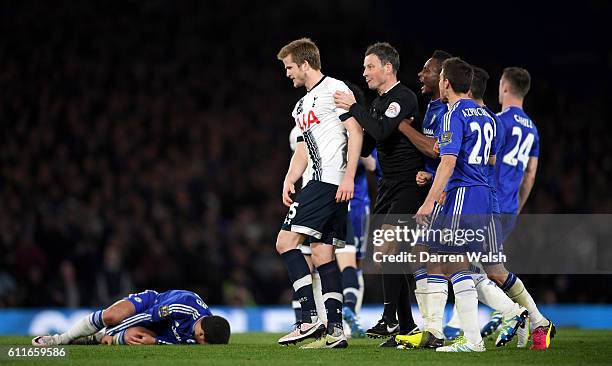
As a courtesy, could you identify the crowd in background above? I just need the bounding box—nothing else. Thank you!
[1,1,611,308]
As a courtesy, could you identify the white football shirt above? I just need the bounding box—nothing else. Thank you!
[289,126,312,188]
[291,76,351,186]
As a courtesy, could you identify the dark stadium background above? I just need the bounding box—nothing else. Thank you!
[1,0,611,309]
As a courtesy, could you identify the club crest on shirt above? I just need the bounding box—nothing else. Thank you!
[158,305,170,318]
[384,102,401,118]
[439,132,453,146]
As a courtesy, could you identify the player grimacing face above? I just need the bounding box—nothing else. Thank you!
[363,54,388,92]
[282,55,307,88]
[418,58,440,95]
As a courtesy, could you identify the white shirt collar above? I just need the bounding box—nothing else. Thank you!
[382,81,400,95]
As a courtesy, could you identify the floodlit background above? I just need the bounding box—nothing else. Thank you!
[1,0,611,333]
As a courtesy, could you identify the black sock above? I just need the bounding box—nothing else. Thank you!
[382,273,402,324]
[342,266,359,313]
[318,260,343,325]
[281,249,317,322]
[292,290,302,323]
[397,273,417,333]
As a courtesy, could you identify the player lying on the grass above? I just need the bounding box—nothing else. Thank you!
[32,289,230,346]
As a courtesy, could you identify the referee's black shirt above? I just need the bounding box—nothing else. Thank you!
[349,82,423,181]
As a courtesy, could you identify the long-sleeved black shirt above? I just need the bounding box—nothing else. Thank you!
[349,82,424,180]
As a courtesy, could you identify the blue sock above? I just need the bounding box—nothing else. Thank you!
[501,272,517,292]
[90,310,105,329]
[342,266,359,312]
[281,249,317,322]
[318,260,343,327]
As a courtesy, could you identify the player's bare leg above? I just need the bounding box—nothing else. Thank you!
[32,299,136,346]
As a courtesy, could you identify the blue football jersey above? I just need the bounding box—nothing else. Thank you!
[105,290,213,345]
[484,105,505,193]
[439,99,497,192]
[422,99,448,174]
[148,290,212,344]
[495,107,540,214]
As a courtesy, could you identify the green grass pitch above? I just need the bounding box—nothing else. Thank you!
[1,329,610,365]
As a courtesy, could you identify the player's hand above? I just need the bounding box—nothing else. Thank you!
[336,176,354,202]
[333,91,356,110]
[416,171,433,186]
[101,335,113,345]
[282,180,295,207]
[433,141,440,156]
[414,200,435,226]
[126,332,156,345]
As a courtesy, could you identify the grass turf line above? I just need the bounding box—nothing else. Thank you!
[0,329,610,366]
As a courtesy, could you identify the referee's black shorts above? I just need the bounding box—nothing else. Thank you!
[372,177,426,226]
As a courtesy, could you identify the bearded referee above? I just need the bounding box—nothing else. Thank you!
[334,42,423,347]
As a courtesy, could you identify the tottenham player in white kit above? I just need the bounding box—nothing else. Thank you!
[275,38,363,349]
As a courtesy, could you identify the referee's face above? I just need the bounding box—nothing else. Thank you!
[363,54,386,92]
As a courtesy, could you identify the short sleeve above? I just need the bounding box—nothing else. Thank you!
[439,110,463,156]
[331,80,351,121]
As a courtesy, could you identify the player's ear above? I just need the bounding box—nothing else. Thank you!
[300,60,310,72]
[384,62,393,75]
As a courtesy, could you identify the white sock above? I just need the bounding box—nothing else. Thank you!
[425,275,448,339]
[312,271,327,324]
[451,272,482,345]
[505,275,547,328]
[59,310,105,344]
[414,268,428,329]
[446,304,461,329]
[356,269,364,314]
[474,274,520,319]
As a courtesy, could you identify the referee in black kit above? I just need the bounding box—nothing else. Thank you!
[334,42,424,347]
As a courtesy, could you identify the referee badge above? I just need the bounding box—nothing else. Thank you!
[439,132,453,146]
[384,102,401,118]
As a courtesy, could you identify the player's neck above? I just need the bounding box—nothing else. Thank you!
[431,89,441,101]
[305,71,324,91]
[447,92,469,107]
[474,98,484,107]
[502,96,523,111]
[377,77,398,96]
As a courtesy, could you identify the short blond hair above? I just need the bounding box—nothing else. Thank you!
[277,38,321,70]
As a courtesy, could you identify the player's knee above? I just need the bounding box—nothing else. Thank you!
[311,248,333,267]
[276,230,300,254]
[102,310,123,326]
[102,300,135,326]
[483,265,509,286]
